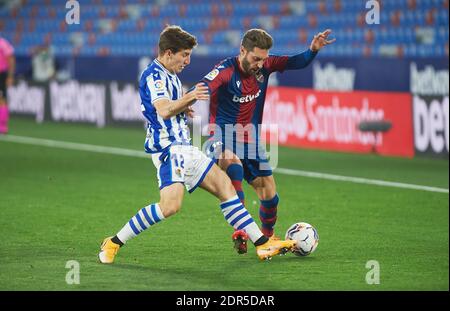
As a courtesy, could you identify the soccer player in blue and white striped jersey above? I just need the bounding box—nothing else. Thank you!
[99,25,296,263]
[140,53,191,154]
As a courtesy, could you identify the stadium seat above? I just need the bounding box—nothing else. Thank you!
[0,0,447,58]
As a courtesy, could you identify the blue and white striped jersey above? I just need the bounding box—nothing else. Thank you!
[139,59,190,154]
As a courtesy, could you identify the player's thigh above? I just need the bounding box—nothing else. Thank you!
[199,164,235,201]
[250,175,277,200]
[217,149,242,171]
[159,182,185,217]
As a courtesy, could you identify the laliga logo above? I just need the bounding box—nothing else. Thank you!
[232,90,262,103]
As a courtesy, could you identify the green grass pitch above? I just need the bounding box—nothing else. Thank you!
[0,117,448,290]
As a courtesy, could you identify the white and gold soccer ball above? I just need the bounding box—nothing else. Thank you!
[285,222,319,256]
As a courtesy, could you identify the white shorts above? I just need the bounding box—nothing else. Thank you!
[151,144,214,193]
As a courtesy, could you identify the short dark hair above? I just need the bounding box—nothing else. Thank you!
[241,28,273,51]
[158,25,197,55]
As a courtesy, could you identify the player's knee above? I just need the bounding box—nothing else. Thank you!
[225,162,244,181]
[159,198,182,217]
[219,151,241,171]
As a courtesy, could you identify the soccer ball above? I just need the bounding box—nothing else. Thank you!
[285,222,319,256]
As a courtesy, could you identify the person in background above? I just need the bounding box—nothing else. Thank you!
[31,44,55,82]
[0,36,15,134]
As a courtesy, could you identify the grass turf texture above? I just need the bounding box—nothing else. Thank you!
[0,117,448,290]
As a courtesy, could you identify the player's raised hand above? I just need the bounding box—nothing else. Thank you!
[310,29,336,52]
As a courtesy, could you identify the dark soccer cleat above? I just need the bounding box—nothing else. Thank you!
[232,230,249,254]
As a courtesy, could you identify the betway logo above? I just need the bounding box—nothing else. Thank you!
[232,90,262,103]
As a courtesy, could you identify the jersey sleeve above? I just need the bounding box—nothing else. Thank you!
[264,55,290,74]
[264,49,318,74]
[200,63,230,94]
[146,70,170,105]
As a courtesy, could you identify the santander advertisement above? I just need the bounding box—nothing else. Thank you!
[262,87,414,158]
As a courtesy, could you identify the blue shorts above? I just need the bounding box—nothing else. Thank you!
[204,138,273,184]
[240,157,273,184]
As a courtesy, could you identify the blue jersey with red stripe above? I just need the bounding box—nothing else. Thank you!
[201,49,317,146]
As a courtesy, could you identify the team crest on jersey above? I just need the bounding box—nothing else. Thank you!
[154,80,164,91]
[255,70,264,83]
[205,69,219,81]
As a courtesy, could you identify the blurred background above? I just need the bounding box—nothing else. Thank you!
[1,0,449,158]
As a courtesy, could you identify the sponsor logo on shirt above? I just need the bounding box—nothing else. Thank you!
[232,90,262,103]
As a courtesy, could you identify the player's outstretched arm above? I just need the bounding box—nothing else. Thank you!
[277,29,336,71]
[154,83,209,119]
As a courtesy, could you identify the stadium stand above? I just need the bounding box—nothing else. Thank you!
[0,0,448,58]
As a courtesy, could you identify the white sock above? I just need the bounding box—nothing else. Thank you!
[116,203,165,244]
[220,195,264,243]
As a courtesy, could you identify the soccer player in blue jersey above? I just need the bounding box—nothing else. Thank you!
[99,25,297,263]
[200,28,335,254]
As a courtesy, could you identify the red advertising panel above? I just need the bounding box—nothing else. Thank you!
[262,87,414,158]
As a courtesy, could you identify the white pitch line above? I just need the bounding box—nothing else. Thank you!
[274,168,449,194]
[0,134,149,158]
[1,134,448,194]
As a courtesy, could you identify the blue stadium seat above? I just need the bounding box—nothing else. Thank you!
[2,0,447,58]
